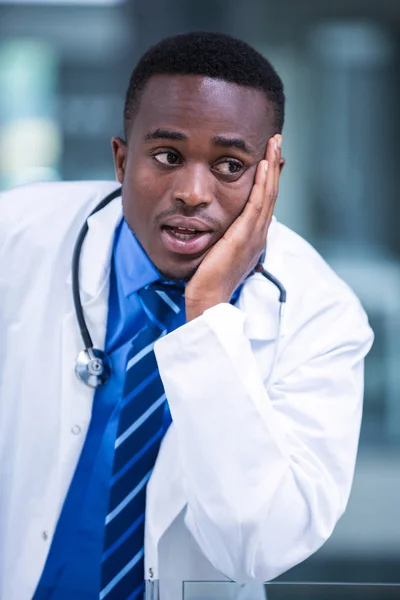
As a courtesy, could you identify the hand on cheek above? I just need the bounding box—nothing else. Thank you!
[185,134,283,321]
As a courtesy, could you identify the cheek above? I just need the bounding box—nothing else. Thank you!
[125,159,155,199]
[123,162,160,221]
[218,169,256,221]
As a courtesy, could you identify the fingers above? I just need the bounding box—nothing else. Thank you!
[245,158,268,218]
[234,133,282,237]
[273,134,282,209]
[262,134,281,224]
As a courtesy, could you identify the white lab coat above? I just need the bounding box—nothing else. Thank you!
[0,181,373,600]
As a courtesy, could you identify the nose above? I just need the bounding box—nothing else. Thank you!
[172,163,213,209]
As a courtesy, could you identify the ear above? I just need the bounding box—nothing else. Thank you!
[111,136,128,184]
[279,157,285,173]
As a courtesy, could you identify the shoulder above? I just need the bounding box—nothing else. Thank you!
[0,180,119,225]
[269,219,357,298]
[0,180,120,252]
[266,220,371,339]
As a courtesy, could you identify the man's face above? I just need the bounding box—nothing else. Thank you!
[112,74,276,280]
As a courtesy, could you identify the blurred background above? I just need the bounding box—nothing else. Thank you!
[0,0,399,590]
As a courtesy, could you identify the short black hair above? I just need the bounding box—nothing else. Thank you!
[124,31,285,137]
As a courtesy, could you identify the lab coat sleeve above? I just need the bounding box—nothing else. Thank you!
[153,296,373,583]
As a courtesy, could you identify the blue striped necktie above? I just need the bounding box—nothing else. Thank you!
[100,284,184,600]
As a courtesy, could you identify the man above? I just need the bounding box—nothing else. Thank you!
[0,32,373,600]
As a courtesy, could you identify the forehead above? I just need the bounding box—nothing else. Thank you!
[131,74,274,147]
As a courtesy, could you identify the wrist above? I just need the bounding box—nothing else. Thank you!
[185,295,228,322]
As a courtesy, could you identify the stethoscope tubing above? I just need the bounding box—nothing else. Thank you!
[71,187,122,351]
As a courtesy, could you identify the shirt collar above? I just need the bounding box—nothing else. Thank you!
[114,219,160,298]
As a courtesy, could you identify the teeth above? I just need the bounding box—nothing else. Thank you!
[164,225,205,240]
[172,231,196,240]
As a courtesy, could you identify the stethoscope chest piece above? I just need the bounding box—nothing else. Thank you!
[75,348,112,388]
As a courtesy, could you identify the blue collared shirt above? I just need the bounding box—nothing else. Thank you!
[105,218,161,406]
[33,219,164,599]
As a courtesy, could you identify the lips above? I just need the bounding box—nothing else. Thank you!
[159,217,214,255]
[161,215,212,232]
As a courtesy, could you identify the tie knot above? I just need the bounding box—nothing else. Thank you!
[150,279,185,294]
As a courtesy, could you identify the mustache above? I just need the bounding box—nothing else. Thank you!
[155,207,219,229]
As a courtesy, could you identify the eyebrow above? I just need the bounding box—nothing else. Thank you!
[143,128,255,155]
[143,128,187,142]
[212,135,255,155]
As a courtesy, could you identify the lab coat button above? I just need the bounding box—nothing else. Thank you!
[71,424,81,435]
[42,531,48,541]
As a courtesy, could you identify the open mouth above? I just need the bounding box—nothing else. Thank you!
[160,225,213,255]
[163,226,205,240]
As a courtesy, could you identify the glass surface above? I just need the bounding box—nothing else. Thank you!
[182,582,400,600]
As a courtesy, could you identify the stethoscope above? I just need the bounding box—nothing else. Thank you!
[72,188,287,388]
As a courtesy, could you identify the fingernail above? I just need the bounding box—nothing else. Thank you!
[276,135,282,149]
[264,161,269,174]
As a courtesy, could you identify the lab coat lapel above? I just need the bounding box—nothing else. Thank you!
[238,220,287,342]
[59,197,123,458]
[64,195,123,340]
[78,196,123,341]
[238,273,285,341]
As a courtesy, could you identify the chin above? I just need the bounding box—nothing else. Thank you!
[151,244,208,282]
[155,256,201,283]
[158,264,199,283]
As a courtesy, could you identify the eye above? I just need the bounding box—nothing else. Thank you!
[213,159,243,176]
[153,151,181,166]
